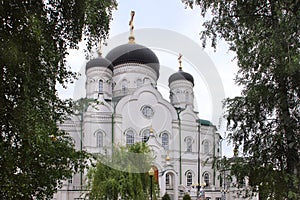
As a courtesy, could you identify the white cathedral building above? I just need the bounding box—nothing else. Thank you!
[54,13,258,200]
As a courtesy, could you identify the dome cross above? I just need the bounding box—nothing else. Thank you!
[178,53,183,70]
[128,10,136,43]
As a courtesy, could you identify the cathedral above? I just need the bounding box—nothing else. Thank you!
[53,11,257,200]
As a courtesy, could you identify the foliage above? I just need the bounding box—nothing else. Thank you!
[183,193,191,200]
[0,0,116,199]
[162,193,171,200]
[87,142,158,200]
[182,0,300,199]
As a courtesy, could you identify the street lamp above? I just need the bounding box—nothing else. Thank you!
[149,167,155,200]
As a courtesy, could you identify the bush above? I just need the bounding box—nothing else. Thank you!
[162,193,171,200]
[183,193,191,200]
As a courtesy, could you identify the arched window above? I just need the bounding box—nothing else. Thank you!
[203,140,209,154]
[162,133,169,150]
[98,80,103,94]
[166,173,170,186]
[186,137,192,152]
[122,79,127,92]
[142,129,150,142]
[126,130,134,145]
[96,132,103,147]
[169,92,173,102]
[185,91,189,102]
[166,173,173,189]
[186,171,193,186]
[136,79,142,88]
[203,172,209,186]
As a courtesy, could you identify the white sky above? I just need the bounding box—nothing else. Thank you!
[60,0,241,157]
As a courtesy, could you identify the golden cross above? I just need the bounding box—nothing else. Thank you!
[178,53,183,70]
[129,10,135,36]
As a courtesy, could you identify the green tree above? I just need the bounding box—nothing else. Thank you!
[182,0,300,199]
[0,0,116,199]
[87,142,158,200]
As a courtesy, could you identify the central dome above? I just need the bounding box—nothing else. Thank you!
[105,43,160,76]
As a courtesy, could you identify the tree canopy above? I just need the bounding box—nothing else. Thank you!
[182,0,300,199]
[87,142,158,200]
[0,0,116,199]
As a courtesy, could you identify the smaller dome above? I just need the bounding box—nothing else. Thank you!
[168,69,194,86]
[86,56,114,71]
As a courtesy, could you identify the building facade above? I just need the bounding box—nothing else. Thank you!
[53,22,257,200]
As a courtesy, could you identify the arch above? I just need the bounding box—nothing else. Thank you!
[185,170,193,186]
[164,170,176,191]
[96,132,104,147]
[98,79,103,94]
[141,128,150,142]
[185,90,190,102]
[185,137,193,152]
[203,171,210,187]
[121,79,128,92]
[165,172,174,190]
[203,140,210,154]
[161,132,169,150]
[125,129,135,145]
[94,130,106,148]
[143,77,151,84]
[136,78,143,87]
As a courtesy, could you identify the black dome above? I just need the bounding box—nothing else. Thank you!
[86,56,114,71]
[105,43,160,76]
[168,69,194,86]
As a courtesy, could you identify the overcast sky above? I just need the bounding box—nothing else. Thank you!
[60,0,241,156]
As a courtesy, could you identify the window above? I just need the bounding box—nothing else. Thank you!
[204,140,209,154]
[126,130,134,145]
[204,172,209,186]
[162,133,169,150]
[185,91,189,102]
[186,137,192,152]
[122,79,127,92]
[166,173,173,189]
[169,92,173,102]
[136,79,142,87]
[98,80,103,93]
[141,105,154,118]
[166,173,170,185]
[186,171,192,186]
[97,132,103,147]
[142,129,150,142]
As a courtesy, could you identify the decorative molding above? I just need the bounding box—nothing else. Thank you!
[113,63,157,80]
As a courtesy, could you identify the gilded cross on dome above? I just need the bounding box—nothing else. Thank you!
[178,53,183,70]
[128,10,135,43]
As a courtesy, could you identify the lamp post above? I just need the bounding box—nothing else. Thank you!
[174,106,185,184]
[149,167,155,200]
[196,120,201,199]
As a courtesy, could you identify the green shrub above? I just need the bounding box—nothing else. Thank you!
[183,193,191,200]
[162,193,171,200]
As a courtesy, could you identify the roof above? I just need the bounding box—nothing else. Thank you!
[196,119,214,126]
[168,69,194,86]
[105,43,160,77]
[86,56,114,71]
